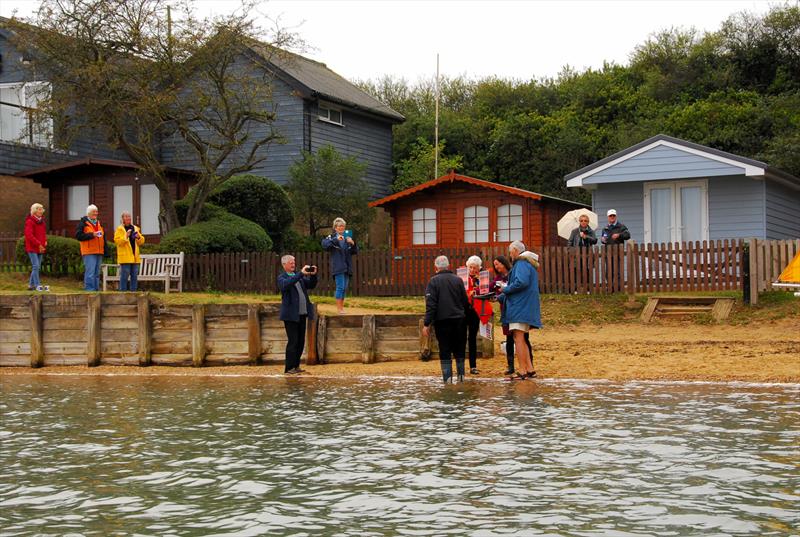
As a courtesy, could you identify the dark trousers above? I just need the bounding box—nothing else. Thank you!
[434,317,466,383]
[466,308,480,369]
[506,331,532,372]
[283,316,307,372]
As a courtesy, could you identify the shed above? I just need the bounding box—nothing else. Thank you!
[16,158,197,239]
[565,134,800,243]
[369,172,587,250]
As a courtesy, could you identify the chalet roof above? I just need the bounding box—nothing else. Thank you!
[565,134,800,189]
[369,171,588,208]
[247,43,405,123]
[16,157,198,179]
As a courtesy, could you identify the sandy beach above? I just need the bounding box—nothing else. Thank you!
[3,317,797,383]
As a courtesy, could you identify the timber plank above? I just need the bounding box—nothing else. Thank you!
[44,356,86,366]
[43,342,87,355]
[0,318,30,330]
[151,342,192,354]
[151,354,193,366]
[43,329,88,343]
[0,330,30,343]
[102,305,138,317]
[0,356,30,367]
[100,317,137,330]
[0,342,30,355]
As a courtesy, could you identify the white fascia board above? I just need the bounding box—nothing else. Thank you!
[567,140,766,188]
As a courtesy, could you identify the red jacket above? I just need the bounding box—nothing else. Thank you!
[24,215,47,254]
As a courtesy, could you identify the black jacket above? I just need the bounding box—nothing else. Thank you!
[568,226,598,247]
[424,270,470,327]
[600,221,631,245]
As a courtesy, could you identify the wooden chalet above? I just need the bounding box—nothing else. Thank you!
[370,172,588,251]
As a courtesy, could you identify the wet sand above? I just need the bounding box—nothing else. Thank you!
[2,318,797,383]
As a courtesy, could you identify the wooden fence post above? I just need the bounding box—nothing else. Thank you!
[316,314,327,364]
[306,304,319,366]
[247,304,261,365]
[87,294,101,367]
[192,304,205,367]
[30,295,43,368]
[626,241,637,298]
[748,238,759,306]
[138,293,151,366]
[361,314,376,364]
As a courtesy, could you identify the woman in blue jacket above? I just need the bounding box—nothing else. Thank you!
[321,217,358,314]
[500,240,541,380]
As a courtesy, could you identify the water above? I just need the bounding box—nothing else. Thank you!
[1,376,798,536]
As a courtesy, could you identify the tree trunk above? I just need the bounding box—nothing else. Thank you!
[185,177,213,227]
[159,193,180,234]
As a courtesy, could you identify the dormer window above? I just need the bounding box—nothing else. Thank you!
[318,102,343,126]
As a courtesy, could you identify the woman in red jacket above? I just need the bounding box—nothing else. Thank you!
[24,203,48,291]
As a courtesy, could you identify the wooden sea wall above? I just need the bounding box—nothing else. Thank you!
[0,294,492,368]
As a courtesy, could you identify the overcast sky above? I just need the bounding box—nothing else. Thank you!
[2,0,775,83]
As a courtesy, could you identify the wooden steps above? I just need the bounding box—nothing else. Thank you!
[641,296,735,323]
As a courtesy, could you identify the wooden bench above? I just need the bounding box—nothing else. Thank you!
[102,252,185,293]
[641,296,735,323]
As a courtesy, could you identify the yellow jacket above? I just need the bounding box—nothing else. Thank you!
[114,224,146,264]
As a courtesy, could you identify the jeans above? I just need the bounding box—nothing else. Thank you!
[119,263,140,291]
[334,273,349,300]
[83,254,103,291]
[466,308,480,369]
[434,317,466,383]
[28,252,42,289]
[283,316,307,372]
[505,330,532,372]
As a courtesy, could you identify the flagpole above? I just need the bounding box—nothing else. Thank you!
[434,53,439,179]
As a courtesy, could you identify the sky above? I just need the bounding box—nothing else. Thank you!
[1,0,776,83]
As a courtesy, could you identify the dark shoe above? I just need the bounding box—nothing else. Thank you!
[504,369,515,375]
[470,368,479,375]
[284,369,298,375]
[506,373,527,381]
[526,371,537,379]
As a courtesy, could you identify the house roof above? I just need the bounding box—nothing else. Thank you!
[369,171,588,208]
[565,134,800,189]
[16,157,198,179]
[247,43,405,123]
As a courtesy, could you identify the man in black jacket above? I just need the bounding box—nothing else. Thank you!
[422,255,470,383]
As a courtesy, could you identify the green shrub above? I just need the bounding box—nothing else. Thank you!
[16,234,116,272]
[173,199,228,225]
[282,229,323,253]
[157,213,273,254]
[207,175,293,251]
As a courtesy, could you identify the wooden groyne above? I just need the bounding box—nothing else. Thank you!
[0,294,492,368]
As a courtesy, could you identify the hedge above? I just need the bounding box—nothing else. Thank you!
[157,213,273,254]
[14,235,115,274]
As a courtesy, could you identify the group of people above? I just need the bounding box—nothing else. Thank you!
[422,240,541,383]
[567,209,631,248]
[23,203,145,292]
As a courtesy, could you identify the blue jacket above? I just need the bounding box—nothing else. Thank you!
[321,234,358,276]
[278,271,318,322]
[500,255,542,328]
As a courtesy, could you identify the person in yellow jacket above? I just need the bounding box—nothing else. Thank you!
[114,211,146,291]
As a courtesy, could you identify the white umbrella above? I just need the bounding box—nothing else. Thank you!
[557,209,598,240]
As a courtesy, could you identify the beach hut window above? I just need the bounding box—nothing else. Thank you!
[464,205,489,243]
[318,103,344,126]
[412,208,436,245]
[66,185,90,221]
[497,204,523,242]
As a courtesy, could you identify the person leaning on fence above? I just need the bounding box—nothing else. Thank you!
[422,255,470,384]
[492,255,530,376]
[278,255,318,375]
[114,211,145,292]
[75,204,107,292]
[465,255,491,375]
[321,217,358,315]
[500,241,541,381]
[24,203,49,292]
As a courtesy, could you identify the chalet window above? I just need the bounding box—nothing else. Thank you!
[497,204,523,242]
[412,208,436,245]
[0,82,52,147]
[140,184,161,235]
[318,103,343,126]
[66,185,90,221]
[464,205,489,243]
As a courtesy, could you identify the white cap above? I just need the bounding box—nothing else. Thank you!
[607,209,617,216]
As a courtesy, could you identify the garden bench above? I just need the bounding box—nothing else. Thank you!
[102,252,185,293]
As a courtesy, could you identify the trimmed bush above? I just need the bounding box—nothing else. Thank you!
[185,175,293,251]
[157,213,273,254]
[173,199,228,226]
[15,235,84,273]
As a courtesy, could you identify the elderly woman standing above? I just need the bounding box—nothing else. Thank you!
[321,217,358,314]
[465,255,492,375]
[75,204,106,291]
[24,203,48,291]
[500,240,541,380]
[114,211,145,291]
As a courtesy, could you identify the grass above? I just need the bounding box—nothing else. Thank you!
[1,271,797,325]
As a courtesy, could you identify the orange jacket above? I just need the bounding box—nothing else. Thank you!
[76,217,106,256]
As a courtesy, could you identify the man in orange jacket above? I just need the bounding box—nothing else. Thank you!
[75,204,106,291]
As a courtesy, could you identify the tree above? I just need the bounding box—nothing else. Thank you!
[286,146,373,237]
[8,0,300,232]
[393,138,463,192]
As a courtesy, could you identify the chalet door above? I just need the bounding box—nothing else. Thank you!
[644,180,708,243]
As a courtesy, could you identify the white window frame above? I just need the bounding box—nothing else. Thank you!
[464,205,489,244]
[412,207,436,245]
[318,102,344,126]
[0,81,52,147]
[643,179,708,244]
[496,203,523,243]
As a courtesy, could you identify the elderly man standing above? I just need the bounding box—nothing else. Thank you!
[499,241,541,380]
[422,255,471,384]
[278,255,318,375]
